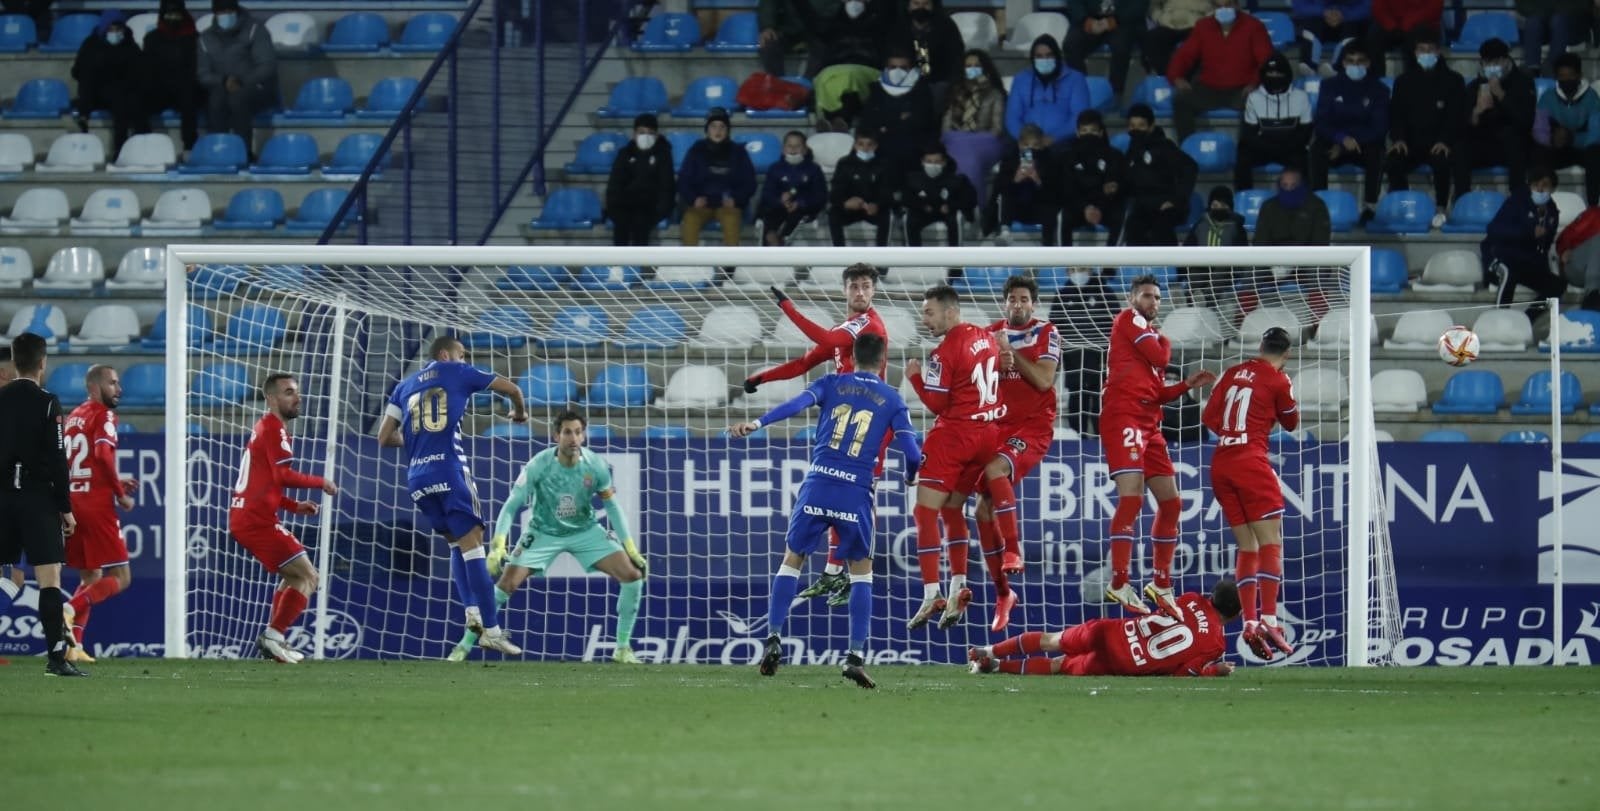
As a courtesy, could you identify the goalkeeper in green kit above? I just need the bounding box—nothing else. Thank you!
[448,410,648,662]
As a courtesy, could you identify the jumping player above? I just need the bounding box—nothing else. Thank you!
[62,365,139,661]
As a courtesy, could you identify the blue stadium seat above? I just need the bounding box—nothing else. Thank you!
[497,265,570,291]
[119,363,166,408]
[1510,370,1583,415]
[1237,189,1271,231]
[391,12,455,53]
[537,305,611,348]
[1086,76,1114,113]
[0,14,37,52]
[667,131,700,171]
[3,78,70,118]
[1107,266,1177,293]
[1535,77,1556,100]
[1452,12,1517,52]
[1369,191,1435,234]
[617,306,688,349]
[672,75,739,118]
[1130,76,1173,117]
[281,77,355,119]
[530,188,601,229]
[705,12,759,53]
[576,265,642,290]
[1431,370,1505,415]
[1579,431,1600,443]
[187,267,240,299]
[213,188,285,230]
[180,133,248,174]
[642,425,690,440]
[38,13,96,53]
[1371,248,1408,293]
[141,305,212,350]
[632,12,701,52]
[250,132,319,174]
[583,363,651,408]
[585,425,614,443]
[319,12,389,53]
[323,133,389,175]
[1032,267,1070,291]
[518,363,578,406]
[1109,132,1130,152]
[1547,309,1600,353]
[1181,131,1236,173]
[482,422,531,439]
[45,362,92,404]
[1500,429,1551,444]
[736,132,782,173]
[596,77,670,118]
[462,305,533,350]
[1419,429,1471,443]
[356,77,422,120]
[793,426,817,443]
[1317,189,1359,233]
[189,361,252,406]
[744,75,811,119]
[209,304,287,355]
[564,132,628,174]
[956,266,1017,296]
[1258,11,1294,49]
[1295,76,1322,108]
[286,189,356,232]
[1440,190,1505,234]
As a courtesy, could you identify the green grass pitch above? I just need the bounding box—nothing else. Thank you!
[6,660,1597,809]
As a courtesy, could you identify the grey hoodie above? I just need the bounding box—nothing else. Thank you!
[197,8,277,93]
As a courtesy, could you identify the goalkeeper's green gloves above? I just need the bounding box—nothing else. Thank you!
[488,533,508,577]
[622,537,648,576]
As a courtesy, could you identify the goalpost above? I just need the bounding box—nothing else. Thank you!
[163,245,1398,666]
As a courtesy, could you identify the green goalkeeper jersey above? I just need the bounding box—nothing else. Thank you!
[496,447,615,540]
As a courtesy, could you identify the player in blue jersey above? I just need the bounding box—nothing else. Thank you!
[376,335,528,656]
[729,333,921,689]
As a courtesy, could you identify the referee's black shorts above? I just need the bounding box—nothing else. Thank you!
[0,491,65,566]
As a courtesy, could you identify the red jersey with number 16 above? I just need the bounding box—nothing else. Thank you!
[228,412,325,530]
[916,322,1003,425]
[1103,308,1175,420]
[989,318,1061,430]
[1202,358,1299,461]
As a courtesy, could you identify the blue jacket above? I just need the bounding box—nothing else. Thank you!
[677,138,757,208]
[1537,82,1600,149]
[1314,72,1390,145]
[1291,0,1370,21]
[1481,189,1560,266]
[758,154,827,215]
[1004,65,1090,144]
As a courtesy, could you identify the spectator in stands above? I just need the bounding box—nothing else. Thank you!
[1555,201,1600,310]
[828,130,893,245]
[1255,166,1331,246]
[1292,1,1370,77]
[941,49,1007,208]
[678,107,757,247]
[1181,186,1251,308]
[1483,166,1567,319]
[887,0,965,111]
[1119,103,1198,245]
[1385,29,1463,228]
[900,141,973,245]
[1519,0,1585,77]
[605,114,675,247]
[1005,34,1090,146]
[1063,0,1148,99]
[1367,0,1441,77]
[72,10,147,157]
[994,124,1062,244]
[0,0,51,42]
[757,0,836,77]
[142,0,202,153]
[1236,52,1313,191]
[1145,0,1213,78]
[1308,41,1388,225]
[757,130,828,246]
[811,0,891,132]
[1454,38,1536,200]
[197,0,277,154]
[1535,52,1600,206]
[1050,269,1118,435]
[1058,110,1125,245]
[858,48,939,177]
[1167,0,1273,142]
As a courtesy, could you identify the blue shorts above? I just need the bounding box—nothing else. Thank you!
[785,478,874,562]
[409,472,486,541]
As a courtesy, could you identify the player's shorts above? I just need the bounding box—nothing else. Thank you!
[0,491,65,567]
[1054,618,1119,677]
[65,507,128,571]
[993,425,1054,483]
[409,472,487,541]
[508,524,623,573]
[231,520,307,574]
[919,421,1000,495]
[1099,411,1173,480]
[785,477,874,562]
[1210,455,1285,527]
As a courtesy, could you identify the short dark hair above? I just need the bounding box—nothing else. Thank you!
[10,333,46,374]
[262,372,294,397]
[842,263,879,284]
[1339,40,1369,60]
[1126,103,1155,125]
[555,410,587,431]
[1130,273,1161,291]
[852,333,886,370]
[1211,578,1242,621]
[1554,52,1583,75]
[1002,275,1038,301]
[922,283,960,307]
[852,129,879,144]
[1076,109,1104,129]
[1260,326,1292,355]
[1529,164,1558,187]
[86,364,115,389]
[428,335,462,359]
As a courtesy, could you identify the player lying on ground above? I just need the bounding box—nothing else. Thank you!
[731,333,922,689]
[969,579,1241,677]
[62,365,139,663]
[450,410,648,663]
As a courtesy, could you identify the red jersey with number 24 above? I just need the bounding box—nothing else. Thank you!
[1102,308,1171,421]
[229,412,325,529]
[1202,358,1299,462]
[918,322,1003,425]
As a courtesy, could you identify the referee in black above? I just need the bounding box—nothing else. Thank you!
[0,332,87,676]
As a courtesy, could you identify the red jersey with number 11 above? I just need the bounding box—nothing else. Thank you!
[916,322,1002,425]
[1202,358,1299,461]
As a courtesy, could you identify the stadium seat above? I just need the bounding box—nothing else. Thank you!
[1500,429,1550,444]
[952,11,998,51]
[655,365,730,409]
[281,77,355,119]
[740,374,803,408]
[537,305,610,348]
[900,373,926,412]
[736,132,781,173]
[324,133,389,176]
[1317,190,1359,232]
[1416,249,1481,291]
[140,305,210,350]
[1308,307,1376,348]
[1510,370,1583,416]
[530,188,601,229]
[689,305,763,349]
[118,363,166,408]
[649,266,717,289]
[1258,11,1295,49]
[319,12,388,52]
[187,266,239,299]
[583,363,651,408]
[806,132,852,172]
[482,422,531,439]
[2,304,67,345]
[1370,248,1408,293]
[518,363,578,406]
[179,133,249,174]
[210,304,287,355]
[462,306,534,350]
[0,247,32,287]
[141,188,213,234]
[496,265,569,291]
[213,188,285,230]
[633,12,700,52]
[1130,75,1174,117]
[804,265,850,289]
[286,189,355,232]
[673,76,739,119]
[36,246,105,292]
[0,131,33,171]
[45,362,91,402]
[1552,191,1584,229]
[1,187,69,234]
[876,306,923,347]
[564,132,628,174]
[1086,76,1115,113]
[190,361,252,406]
[883,266,950,290]
[1452,12,1517,52]
[1006,11,1067,52]
[1535,77,1557,101]
[1431,370,1505,414]
[1548,309,1600,353]
[38,13,97,52]
[1107,265,1177,293]
[36,133,104,173]
[357,77,422,121]
[1162,307,1226,348]
[107,132,177,173]
[0,14,37,52]
[769,303,832,346]
[1384,308,1453,350]
[1472,308,1533,352]
[618,306,688,349]
[1440,190,1505,234]
[666,131,700,171]
[956,266,1016,296]
[705,11,759,52]
[392,12,456,52]
[250,132,319,174]
[1293,366,1346,414]
[731,265,795,288]
[1579,431,1600,443]
[1368,190,1435,234]
[597,76,670,118]
[642,424,691,440]
[1238,306,1303,345]
[69,188,140,234]
[125,12,157,45]
[1372,369,1427,413]
[1182,132,1236,173]
[576,265,642,289]
[1236,189,1271,231]
[1419,429,1471,443]
[2,78,70,118]
[265,12,319,50]
[107,246,165,290]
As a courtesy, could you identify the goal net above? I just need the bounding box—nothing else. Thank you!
[163,245,1397,666]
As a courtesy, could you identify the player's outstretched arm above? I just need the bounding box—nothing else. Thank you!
[746,342,833,391]
[1159,369,1217,405]
[488,376,528,422]
[740,388,820,434]
[771,286,844,347]
[600,490,647,574]
[493,464,537,548]
[1184,658,1234,678]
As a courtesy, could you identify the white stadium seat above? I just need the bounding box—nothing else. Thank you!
[654,365,730,409]
[1553,191,1584,230]
[769,303,832,347]
[882,266,947,290]
[140,188,213,234]
[1292,366,1346,414]
[1162,307,1226,348]
[1238,306,1304,345]
[730,265,795,287]
[1,304,68,345]
[805,132,852,172]
[125,12,157,45]
[952,11,999,51]
[36,133,105,173]
[876,305,924,348]
[1308,306,1376,349]
[107,246,166,289]
[1,187,70,234]
[804,265,847,289]
[37,246,106,291]
[1383,309,1453,350]
[73,304,142,347]
[689,305,763,349]
[69,188,140,234]
[739,373,803,408]
[1472,308,1533,352]
[1415,249,1480,292]
[107,133,177,173]
[1371,369,1427,413]
[652,265,716,286]
[266,12,320,50]
[1006,11,1067,52]
[0,132,35,172]
[0,247,32,288]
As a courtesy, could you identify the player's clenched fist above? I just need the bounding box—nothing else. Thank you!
[904,359,922,384]
[1185,369,1217,389]
[729,421,761,438]
[291,502,319,516]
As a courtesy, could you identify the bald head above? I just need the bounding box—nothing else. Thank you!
[86,364,123,409]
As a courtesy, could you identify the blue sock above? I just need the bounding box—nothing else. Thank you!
[461,546,500,629]
[767,565,801,635]
[847,574,873,654]
[449,547,476,610]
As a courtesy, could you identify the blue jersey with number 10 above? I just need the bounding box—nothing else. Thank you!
[386,360,496,486]
[801,372,916,491]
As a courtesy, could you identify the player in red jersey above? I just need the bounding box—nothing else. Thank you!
[1100,274,1215,620]
[228,373,339,663]
[906,284,1004,630]
[61,365,138,661]
[1202,326,1299,659]
[967,579,1241,677]
[744,263,888,604]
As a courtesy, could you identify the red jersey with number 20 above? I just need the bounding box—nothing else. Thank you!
[916,322,1003,425]
[989,318,1060,430]
[63,400,129,513]
[1103,593,1228,676]
[1102,308,1173,420]
[229,412,325,529]
[1202,358,1299,461]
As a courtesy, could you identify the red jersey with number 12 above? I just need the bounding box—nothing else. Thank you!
[920,322,1003,424]
[1202,358,1299,461]
[989,318,1060,430]
[229,412,325,529]
[1103,308,1171,419]
[64,400,128,512]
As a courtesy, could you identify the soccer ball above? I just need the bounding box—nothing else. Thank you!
[1438,326,1480,367]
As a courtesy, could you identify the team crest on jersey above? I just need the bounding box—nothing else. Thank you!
[1005,437,1028,453]
[843,314,871,336]
[583,474,594,491]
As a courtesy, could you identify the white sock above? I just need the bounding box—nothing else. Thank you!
[949,574,967,594]
[823,563,844,576]
[1261,615,1279,628]
[923,583,941,600]
[262,627,285,641]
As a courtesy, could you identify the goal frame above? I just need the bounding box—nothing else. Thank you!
[162,244,1376,664]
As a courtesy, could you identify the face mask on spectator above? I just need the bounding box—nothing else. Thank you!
[1069,271,1092,286]
[1277,183,1308,209]
[784,151,804,165]
[106,30,125,45]
[965,66,983,81]
[1532,190,1553,205]
[855,149,875,161]
[1416,52,1439,70]
[845,1,865,19]
[1560,80,1583,98]
[1344,64,1367,81]
[881,67,918,96]
[923,161,943,178]
[635,133,657,150]
[1033,57,1057,75]
[1214,7,1237,26]
[216,12,238,30]
[1263,72,1291,93]
[1076,129,1101,141]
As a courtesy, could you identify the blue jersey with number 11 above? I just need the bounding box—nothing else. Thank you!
[802,372,917,491]
[386,360,496,486]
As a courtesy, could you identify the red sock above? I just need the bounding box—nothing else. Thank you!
[1259,543,1283,617]
[70,603,89,645]
[269,588,309,634]
[1236,549,1260,622]
[914,504,943,586]
[999,657,1056,675]
[69,576,122,614]
[940,506,969,577]
[977,518,1009,595]
[1151,498,1180,588]
[825,527,843,569]
[986,474,1020,558]
[993,630,1044,658]
[1110,495,1142,588]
